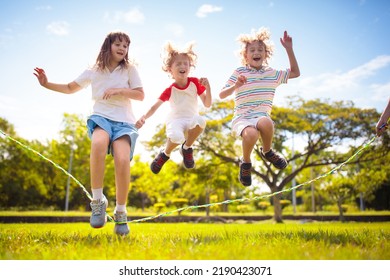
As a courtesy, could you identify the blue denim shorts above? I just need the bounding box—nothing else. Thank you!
[87,115,138,160]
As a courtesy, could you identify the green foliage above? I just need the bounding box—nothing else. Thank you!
[1,97,390,218]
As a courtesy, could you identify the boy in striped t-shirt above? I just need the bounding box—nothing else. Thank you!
[219,27,300,186]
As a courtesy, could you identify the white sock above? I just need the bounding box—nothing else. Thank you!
[92,188,103,201]
[183,144,191,150]
[115,204,127,213]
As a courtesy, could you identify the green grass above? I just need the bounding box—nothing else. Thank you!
[1,209,389,217]
[1,221,389,260]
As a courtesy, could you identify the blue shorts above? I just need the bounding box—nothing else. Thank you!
[87,115,138,161]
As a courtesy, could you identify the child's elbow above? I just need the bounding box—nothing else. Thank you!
[290,71,300,79]
[136,88,145,101]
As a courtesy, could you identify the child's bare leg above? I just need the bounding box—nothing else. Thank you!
[165,138,180,155]
[185,125,204,146]
[241,126,260,163]
[256,117,274,152]
[112,137,131,206]
[90,127,109,190]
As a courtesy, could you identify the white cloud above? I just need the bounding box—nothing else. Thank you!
[196,4,222,18]
[46,21,70,36]
[165,23,184,37]
[283,55,390,109]
[299,55,390,94]
[104,8,145,24]
[370,82,390,101]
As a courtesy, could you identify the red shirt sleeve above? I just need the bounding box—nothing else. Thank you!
[159,86,172,102]
[189,77,206,95]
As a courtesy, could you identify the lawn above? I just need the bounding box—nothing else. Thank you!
[1,221,389,260]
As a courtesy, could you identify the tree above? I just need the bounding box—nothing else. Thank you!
[197,97,389,223]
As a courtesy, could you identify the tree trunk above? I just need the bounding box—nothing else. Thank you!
[205,189,210,217]
[337,199,345,222]
[272,192,283,223]
[223,188,229,212]
[140,192,145,212]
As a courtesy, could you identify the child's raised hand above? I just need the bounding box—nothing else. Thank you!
[135,115,146,129]
[280,31,293,50]
[235,75,247,89]
[33,67,48,86]
[199,77,210,88]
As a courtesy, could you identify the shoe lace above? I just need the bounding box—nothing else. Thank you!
[91,201,104,216]
[183,148,193,162]
[155,154,167,166]
[115,212,127,223]
[241,168,251,176]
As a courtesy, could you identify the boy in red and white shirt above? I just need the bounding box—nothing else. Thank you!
[136,42,212,173]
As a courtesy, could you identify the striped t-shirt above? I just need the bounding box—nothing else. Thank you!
[224,66,290,125]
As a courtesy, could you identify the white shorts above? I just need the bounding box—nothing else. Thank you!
[232,115,272,137]
[166,115,206,144]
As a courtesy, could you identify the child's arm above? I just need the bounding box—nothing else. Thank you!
[102,87,145,101]
[135,99,164,129]
[199,78,212,108]
[376,98,390,136]
[219,75,247,99]
[33,67,81,94]
[280,31,300,79]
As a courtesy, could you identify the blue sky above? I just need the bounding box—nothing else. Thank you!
[1,0,390,159]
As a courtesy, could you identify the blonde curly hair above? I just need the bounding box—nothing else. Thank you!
[161,41,197,73]
[237,27,274,66]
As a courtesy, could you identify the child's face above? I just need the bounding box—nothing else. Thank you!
[170,54,190,81]
[245,41,266,70]
[110,38,129,64]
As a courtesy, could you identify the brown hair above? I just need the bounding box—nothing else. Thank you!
[95,31,131,71]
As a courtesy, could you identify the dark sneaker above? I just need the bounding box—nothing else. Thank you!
[261,148,288,169]
[180,144,195,169]
[114,211,130,236]
[90,195,108,228]
[239,160,252,187]
[150,151,170,174]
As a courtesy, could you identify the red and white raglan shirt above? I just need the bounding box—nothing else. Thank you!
[159,77,206,122]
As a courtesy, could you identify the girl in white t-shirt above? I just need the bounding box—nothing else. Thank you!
[33,31,144,236]
[136,41,212,174]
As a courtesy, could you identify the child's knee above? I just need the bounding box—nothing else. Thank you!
[257,117,274,130]
[242,126,259,139]
[168,132,185,144]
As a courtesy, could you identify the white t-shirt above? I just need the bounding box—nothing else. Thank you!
[158,77,206,122]
[74,65,143,124]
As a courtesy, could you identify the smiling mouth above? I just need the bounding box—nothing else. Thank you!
[179,70,186,74]
[253,58,261,61]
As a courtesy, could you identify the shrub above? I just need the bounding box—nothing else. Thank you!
[237,205,249,213]
[258,201,271,212]
[280,199,291,209]
[153,203,165,214]
[172,198,189,215]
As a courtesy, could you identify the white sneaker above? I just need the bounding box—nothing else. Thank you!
[114,211,130,236]
[89,195,108,228]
